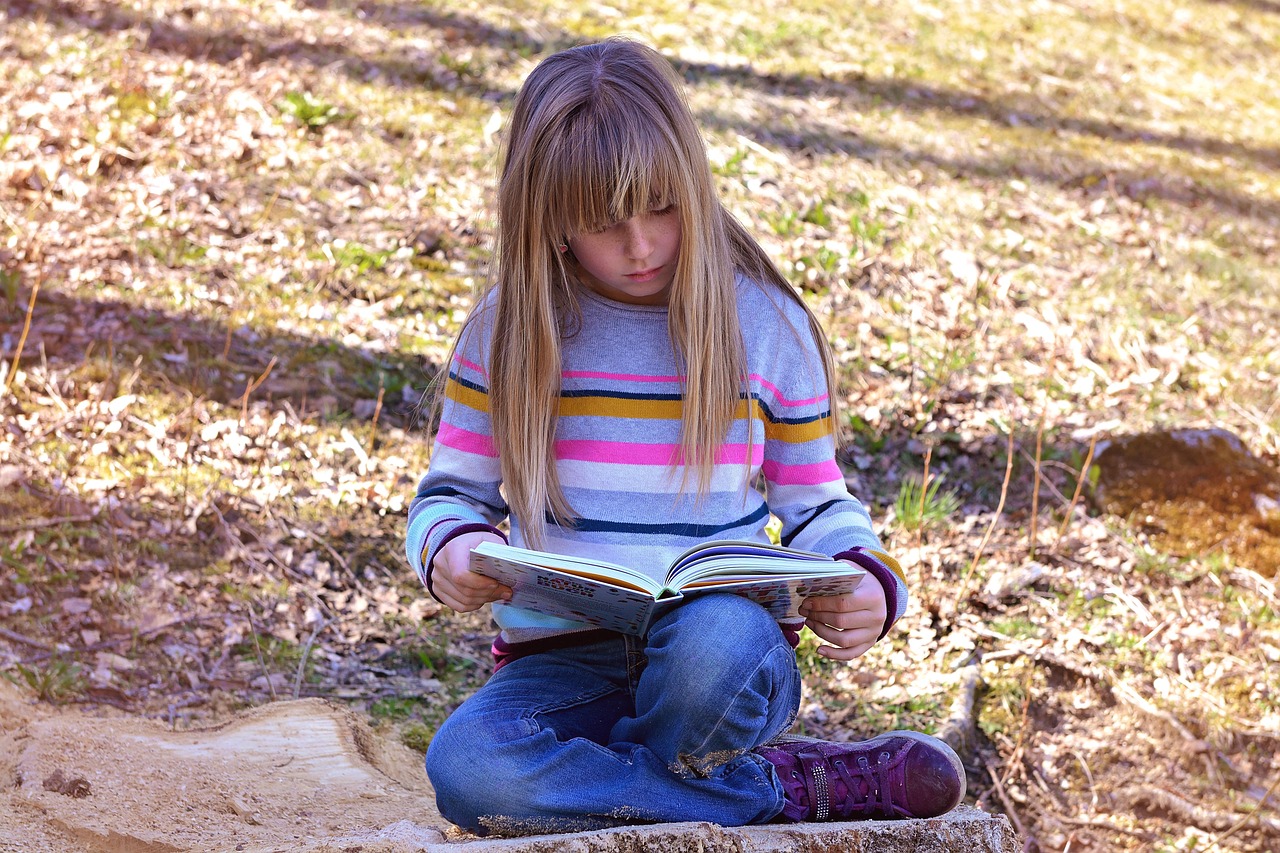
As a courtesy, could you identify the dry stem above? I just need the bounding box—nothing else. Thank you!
[238,355,279,426]
[955,426,1016,607]
[1052,434,1098,555]
[2,256,43,391]
[1029,412,1045,558]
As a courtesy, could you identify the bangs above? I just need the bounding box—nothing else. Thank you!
[542,101,683,238]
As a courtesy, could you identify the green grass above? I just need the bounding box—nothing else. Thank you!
[892,474,962,532]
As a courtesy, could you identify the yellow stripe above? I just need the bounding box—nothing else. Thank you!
[446,378,489,413]
[557,396,832,444]
[867,549,907,585]
[763,415,832,445]
[557,396,684,420]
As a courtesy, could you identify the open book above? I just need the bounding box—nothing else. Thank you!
[469,540,866,636]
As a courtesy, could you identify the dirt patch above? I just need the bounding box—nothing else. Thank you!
[0,681,446,852]
[1094,428,1280,576]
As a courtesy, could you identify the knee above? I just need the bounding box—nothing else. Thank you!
[650,594,793,685]
[426,709,534,831]
[654,593,788,658]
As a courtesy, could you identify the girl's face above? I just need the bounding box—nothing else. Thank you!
[567,205,681,305]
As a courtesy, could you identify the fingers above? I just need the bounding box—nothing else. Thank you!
[799,580,888,660]
[434,571,511,613]
[804,616,880,660]
[431,533,511,612]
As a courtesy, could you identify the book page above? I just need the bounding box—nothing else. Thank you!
[469,546,660,635]
[679,573,864,621]
[664,541,842,590]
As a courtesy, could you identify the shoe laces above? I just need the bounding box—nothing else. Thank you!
[793,748,896,820]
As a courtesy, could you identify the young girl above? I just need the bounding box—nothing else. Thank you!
[406,37,964,835]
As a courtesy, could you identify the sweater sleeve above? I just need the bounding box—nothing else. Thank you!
[405,312,509,600]
[752,289,909,635]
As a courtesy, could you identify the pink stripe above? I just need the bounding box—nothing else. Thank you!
[762,459,842,486]
[452,353,488,378]
[555,440,765,466]
[436,423,498,457]
[753,375,828,408]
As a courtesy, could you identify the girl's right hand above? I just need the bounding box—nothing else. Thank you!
[431,531,512,612]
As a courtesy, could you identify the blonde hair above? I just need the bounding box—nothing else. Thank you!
[444,38,838,545]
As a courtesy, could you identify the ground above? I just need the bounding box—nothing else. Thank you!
[2,1,1279,851]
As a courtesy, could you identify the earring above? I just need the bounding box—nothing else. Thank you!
[557,243,568,253]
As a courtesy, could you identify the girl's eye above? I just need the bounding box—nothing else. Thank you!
[651,204,676,216]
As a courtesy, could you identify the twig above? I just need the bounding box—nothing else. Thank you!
[292,619,327,700]
[955,426,1016,608]
[0,625,55,650]
[0,514,95,534]
[998,664,1036,792]
[1071,749,1099,809]
[245,612,278,702]
[1111,680,1206,749]
[1115,784,1280,837]
[935,664,981,759]
[238,355,278,425]
[983,755,1029,839]
[1202,772,1280,850]
[2,253,43,391]
[1029,412,1045,558]
[1052,434,1098,555]
[366,382,385,458]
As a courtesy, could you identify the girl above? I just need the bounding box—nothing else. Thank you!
[406,37,964,835]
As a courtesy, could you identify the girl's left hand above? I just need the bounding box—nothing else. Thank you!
[799,565,888,661]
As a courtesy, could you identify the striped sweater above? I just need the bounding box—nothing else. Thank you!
[406,276,908,645]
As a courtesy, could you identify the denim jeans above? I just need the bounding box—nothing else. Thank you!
[425,593,802,834]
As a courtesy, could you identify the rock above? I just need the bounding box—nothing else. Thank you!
[368,808,1018,853]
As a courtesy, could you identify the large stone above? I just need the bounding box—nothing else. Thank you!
[295,808,1018,853]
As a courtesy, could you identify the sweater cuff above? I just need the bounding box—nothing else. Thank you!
[834,548,901,640]
[424,523,508,603]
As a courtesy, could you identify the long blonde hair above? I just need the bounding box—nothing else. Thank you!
[445,38,838,545]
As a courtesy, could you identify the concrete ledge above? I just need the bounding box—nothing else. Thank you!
[323,807,1019,852]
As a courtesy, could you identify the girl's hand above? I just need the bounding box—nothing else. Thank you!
[431,531,511,612]
[798,564,888,660]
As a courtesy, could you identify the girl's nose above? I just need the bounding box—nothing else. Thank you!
[621,220,653,258]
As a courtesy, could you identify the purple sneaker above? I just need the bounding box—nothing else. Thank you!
[756,732,966,821]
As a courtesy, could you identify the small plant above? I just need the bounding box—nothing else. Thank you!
[399,721,435,753]
[801,199,833,229]
[322,240,394,276]
[1,267,20,304]
[892,474,961,531]
[279,91,351,132]
[9,658,86,703]
[712,147,748,178]
[370,696,425,721]
[766,209,801,237]
[849,213,885,253]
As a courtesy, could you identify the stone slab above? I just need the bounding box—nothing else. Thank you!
[307,807,1020,853]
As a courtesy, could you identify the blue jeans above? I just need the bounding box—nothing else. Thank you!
[425,594,802,834]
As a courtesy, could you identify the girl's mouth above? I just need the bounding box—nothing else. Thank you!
[625,266,662,282]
